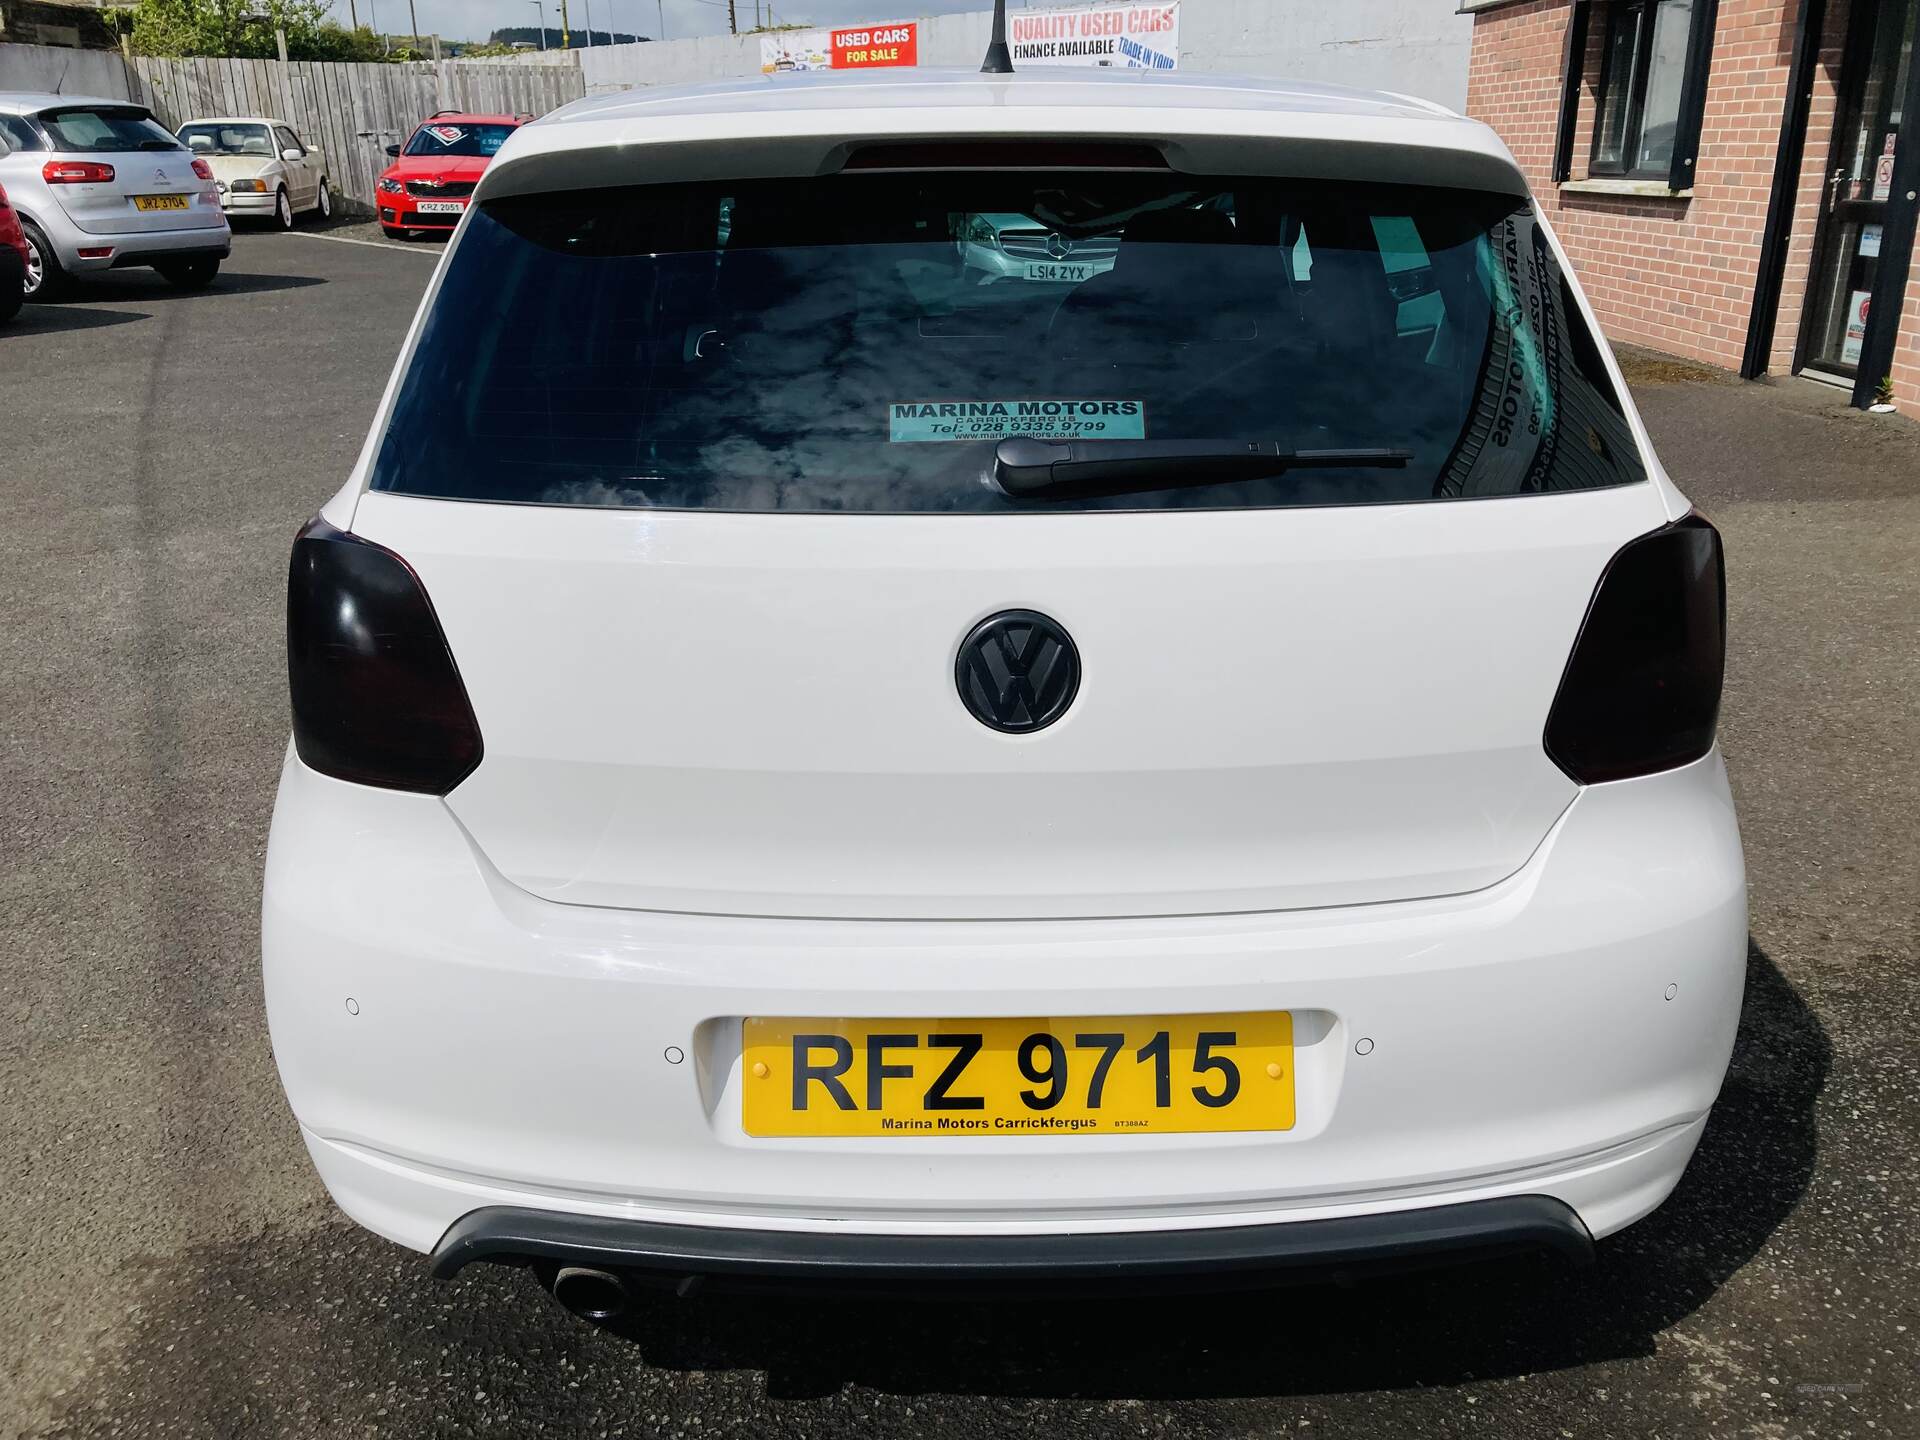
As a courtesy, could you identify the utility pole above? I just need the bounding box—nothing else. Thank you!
[274,23,294,127]
[583,0,595,46]
[727,0,737,36]
[656,0,666,41]
[559,0,571,48]
[347,0,358,29]
[407,0,419,48]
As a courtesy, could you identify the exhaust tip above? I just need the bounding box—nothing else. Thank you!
[550,1265,630,1323]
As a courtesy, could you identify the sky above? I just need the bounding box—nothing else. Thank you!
[321,0,1005,45]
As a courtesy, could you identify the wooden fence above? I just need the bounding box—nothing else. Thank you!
[126,56,586,217]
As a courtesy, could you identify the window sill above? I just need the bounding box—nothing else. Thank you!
[1560,178,1694,200]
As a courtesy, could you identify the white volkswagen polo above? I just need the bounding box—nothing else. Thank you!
[265,54,1745,1317]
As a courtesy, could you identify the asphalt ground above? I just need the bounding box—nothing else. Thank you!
[2,231,1917,1439]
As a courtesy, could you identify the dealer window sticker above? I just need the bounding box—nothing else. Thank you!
[425,125,466,147]
[890,399,1147,443]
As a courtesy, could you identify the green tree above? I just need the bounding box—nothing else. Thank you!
[128,0,390,61]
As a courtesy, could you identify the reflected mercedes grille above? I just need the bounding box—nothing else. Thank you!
[998,230,1121,263]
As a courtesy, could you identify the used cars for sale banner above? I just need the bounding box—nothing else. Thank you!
[1010,3,1180,69]
[760,22,918,72]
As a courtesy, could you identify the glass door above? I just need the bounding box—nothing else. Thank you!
[1800,0,1917,379]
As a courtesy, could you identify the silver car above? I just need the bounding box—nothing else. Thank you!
[0,92,231,300]
[956,211,1120,285]
[177,116,331,230]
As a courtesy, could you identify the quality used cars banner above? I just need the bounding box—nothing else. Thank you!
[1010,3,1180,69]
[760,21,918,72]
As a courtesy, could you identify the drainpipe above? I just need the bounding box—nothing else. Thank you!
[1741,0,1825,380]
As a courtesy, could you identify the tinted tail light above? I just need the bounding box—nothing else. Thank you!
[43,160,115,184]
[287,517,482,794]
[1544,514,1725,785]
[190,158,213,181]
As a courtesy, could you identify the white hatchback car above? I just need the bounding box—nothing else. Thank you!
[266,64,1745,1314]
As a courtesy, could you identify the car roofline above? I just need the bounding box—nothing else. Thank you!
[0,92,157,114]
[477,71,1526,204]
[540,68,1469,127]
[177,116,295,128]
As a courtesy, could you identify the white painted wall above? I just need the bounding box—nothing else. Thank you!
[579,1,1472,110]
[1179,1,1474,106]
[0,42,135,101]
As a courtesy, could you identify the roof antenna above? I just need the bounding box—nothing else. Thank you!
[981,0,1014,74]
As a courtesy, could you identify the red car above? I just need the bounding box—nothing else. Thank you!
[0,181,28,323]
[375,111,525,239]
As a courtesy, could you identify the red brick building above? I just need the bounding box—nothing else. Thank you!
[1463,0,1920,410]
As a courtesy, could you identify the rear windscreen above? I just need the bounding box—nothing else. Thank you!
[371,172,1646,513]
[37,106,181,153]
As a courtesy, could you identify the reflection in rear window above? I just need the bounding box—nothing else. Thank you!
[371,173,1646,513]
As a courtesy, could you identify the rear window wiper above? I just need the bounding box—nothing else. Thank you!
[992,438,1411,500]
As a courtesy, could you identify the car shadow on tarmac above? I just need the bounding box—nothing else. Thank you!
[4,304,150,335]
[23,270,327,312]
[41,939,1826,1435]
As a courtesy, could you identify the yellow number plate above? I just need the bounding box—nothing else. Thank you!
[742,1013,1294,1138]
[133,194,190,212]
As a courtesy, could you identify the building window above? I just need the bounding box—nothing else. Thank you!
[1591,0,1705,180]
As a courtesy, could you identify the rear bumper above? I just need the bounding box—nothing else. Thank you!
[58,227,230,273]
[264,749,1746,1260]
[38,199,227,263]
[108,241,229,270]
[430,1194,1594,1288]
